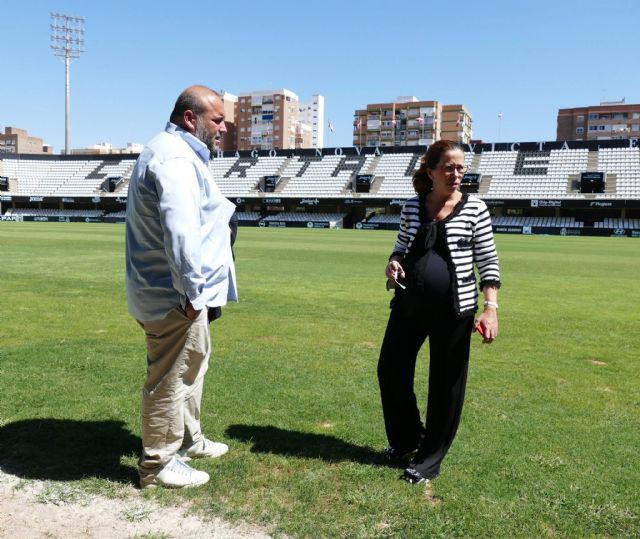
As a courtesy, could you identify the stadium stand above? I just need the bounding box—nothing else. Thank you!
[213,155,287,196]
[6,208,103,217]
[593,217,640,228]
[492,216,584,228]
[598,147,640,198]
[367,214,401,224]
[5,146,640,200]
[2,159,102,196]
[237,211,261,222]
[476,149,590,199]
[2,141,639,235]
[262,212,346,226]
[279,155,352,196]
[202,146,640,200]
[373,153,418,197]
[104,210,127,218]
[1,156,136,196]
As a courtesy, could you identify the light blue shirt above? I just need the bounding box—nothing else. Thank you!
[125,122,237,322]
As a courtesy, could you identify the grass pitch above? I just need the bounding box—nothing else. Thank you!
[0,223,638,537]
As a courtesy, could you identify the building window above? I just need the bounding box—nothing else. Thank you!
[576,115,584,123]
[588,113,598,120]
[576,127,584,135]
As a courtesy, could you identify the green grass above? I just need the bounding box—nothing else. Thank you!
[0,222,639,537]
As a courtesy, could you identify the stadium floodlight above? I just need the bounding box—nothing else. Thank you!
[50,12,85,155]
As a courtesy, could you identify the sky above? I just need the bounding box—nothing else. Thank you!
[1,0,639,153]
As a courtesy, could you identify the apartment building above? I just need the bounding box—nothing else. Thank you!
[234,89,324,151]
[0,127,53,154]
[220,91,238,152]
[295,122,312,149]
[441,104,473,143]
[298,94,325,148]
[353,97,472,147]
[557,100,640,141]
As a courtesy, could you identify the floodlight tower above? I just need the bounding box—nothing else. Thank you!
[50,12,85,154]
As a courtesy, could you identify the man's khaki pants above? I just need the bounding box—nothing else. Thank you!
[137,307,211,485]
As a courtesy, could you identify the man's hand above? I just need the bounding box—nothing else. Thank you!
[185,299,202,321]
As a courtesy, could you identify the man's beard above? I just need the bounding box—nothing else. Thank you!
[194,117,221,153]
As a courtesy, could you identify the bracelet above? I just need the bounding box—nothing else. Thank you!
[484,300,499,309]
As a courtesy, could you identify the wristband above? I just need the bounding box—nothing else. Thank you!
[483,300,499,309]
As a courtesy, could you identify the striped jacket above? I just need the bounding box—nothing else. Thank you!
[391,194,501,316]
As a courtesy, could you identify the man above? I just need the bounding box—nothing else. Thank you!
[125,85,237,489]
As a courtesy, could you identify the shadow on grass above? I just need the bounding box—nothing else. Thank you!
[0,419,139,483]
[226,424,395,467]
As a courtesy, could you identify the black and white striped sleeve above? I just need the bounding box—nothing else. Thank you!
[473,200,501,289]
[391,197,419,258]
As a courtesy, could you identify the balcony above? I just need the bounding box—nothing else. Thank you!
[367,119,381,130]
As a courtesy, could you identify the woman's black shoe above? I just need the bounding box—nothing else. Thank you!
[383,445,418,462]
[384,431,425,462]
[403,467,429,485]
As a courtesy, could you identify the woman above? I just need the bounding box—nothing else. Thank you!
[377,140,500,485]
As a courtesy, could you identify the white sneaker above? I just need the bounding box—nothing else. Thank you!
[145,457,210,489]
[178,438,229,461]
